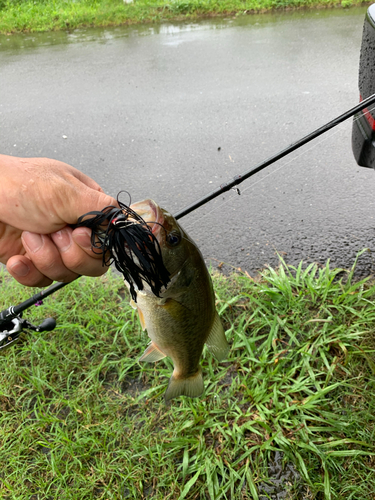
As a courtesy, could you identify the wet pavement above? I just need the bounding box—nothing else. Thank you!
[1,7,375,276]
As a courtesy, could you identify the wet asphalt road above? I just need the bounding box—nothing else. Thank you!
[2,7,375,277]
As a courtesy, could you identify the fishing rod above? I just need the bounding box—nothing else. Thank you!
[1,93,375,350]
[174,93,375,219]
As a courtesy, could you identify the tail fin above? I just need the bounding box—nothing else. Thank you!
[164,369,204,402]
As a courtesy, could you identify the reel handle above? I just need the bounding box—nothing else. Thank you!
[36,318,56,332]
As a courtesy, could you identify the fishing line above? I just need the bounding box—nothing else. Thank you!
[183,103,375,268]
[238,101,375,196]
[182,101,375,231]
[174,93,375,220]
[240,110,368,195]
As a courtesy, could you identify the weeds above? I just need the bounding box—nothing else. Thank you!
[0,254,374,498]
[0,0,369,34]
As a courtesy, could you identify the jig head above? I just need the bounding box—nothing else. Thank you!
[73,194,170,301]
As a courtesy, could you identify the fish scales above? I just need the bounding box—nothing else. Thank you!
[128,199,230,402]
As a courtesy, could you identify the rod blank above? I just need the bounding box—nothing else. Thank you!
[174,93,375,220]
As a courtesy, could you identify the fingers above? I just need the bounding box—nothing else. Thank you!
[52,227,109,277]
[68,188,118,227]
[0,155,119,233]
[7,255,53,287]
[6,227,109,287]
[0,224,24,265]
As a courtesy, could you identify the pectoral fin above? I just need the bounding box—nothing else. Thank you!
[206,312,229,361]
[139,342,166,363]
[129,299,137,310]
[130,299,147,331]
[137,307,147,331]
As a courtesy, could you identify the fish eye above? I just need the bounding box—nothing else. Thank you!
[166,231,181,247]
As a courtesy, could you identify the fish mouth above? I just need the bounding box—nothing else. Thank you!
[130,199,164,238]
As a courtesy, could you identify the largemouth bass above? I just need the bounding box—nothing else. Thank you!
[129,199,229,402]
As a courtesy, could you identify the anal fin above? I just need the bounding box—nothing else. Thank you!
[139,342,166,363]
[206,312,230,361]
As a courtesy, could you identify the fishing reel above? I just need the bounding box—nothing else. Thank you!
[0,313,56,351]
[0,288,60,353]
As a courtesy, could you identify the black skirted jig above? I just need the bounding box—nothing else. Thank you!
[73,194,170,301]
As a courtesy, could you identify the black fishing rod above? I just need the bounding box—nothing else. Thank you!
[1,93,375,349]
[0,281,67,349]
[174,93,375,219]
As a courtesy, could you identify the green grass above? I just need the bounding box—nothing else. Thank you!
[0,0,369,34]
[1,252,375,499]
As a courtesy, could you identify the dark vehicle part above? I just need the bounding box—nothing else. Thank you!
[352,4,375,168]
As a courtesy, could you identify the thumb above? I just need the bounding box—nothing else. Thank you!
[63,186,119,226]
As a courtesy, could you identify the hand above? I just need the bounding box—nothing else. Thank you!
[0,155,118,287]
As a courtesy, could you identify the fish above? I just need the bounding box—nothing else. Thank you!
[128,199,230,402]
